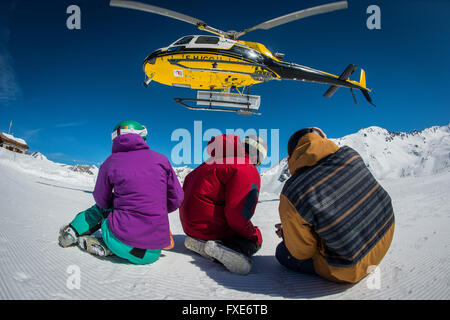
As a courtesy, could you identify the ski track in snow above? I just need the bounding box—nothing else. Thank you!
[0,163,449,300]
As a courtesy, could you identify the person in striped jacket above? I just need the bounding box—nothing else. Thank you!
[275,127,395,283]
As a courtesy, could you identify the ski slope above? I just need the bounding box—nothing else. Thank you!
[0,126,449,300]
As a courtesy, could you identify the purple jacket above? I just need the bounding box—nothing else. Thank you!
[93,134,184,249]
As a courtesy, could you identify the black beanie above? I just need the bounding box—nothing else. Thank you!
[287,128,325,157]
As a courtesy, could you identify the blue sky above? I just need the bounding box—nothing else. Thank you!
[1,0,449,170]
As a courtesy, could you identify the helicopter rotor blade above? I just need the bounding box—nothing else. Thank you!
[234,1,348,39]
[110,0,230,37]
[109,0,205,26]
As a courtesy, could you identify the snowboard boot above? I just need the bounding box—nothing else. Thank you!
[184,236,214,260]
[78,235,113,257]
[58,225,78,248]
[204,240,253,275]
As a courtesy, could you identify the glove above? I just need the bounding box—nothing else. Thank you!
[275,223,284,239]
[252,226,263,247]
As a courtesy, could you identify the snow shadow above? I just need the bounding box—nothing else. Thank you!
[258,198,280,203]
[171,234,353,299]
[36,181,93,194]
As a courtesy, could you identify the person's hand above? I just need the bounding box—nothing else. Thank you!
[275,223,283,238]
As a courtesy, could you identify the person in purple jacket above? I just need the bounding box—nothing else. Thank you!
[58,120,184,264]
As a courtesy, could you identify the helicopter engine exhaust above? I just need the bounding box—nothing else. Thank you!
[143,77,152,88]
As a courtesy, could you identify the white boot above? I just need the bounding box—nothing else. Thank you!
[58,225,78,248]
[204,240,252,275]
[184,236,214,261]
[78,235,113,257]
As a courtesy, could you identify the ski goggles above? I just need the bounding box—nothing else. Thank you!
[244,138,267,167]
[111,126,148,141]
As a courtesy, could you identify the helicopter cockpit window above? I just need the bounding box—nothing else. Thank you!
[230,45,263,62]
[172,36,194,46]
[194,36,220,45]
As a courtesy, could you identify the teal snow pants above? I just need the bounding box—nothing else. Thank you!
[69,205,161,265]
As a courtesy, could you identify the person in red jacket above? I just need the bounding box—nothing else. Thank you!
[179,134,268,275]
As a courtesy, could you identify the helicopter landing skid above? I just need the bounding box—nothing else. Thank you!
[174,90,261,116]
[174,98,261,116]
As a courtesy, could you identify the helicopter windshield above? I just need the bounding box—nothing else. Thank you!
[230,45,264,62]
[172,36,194,46]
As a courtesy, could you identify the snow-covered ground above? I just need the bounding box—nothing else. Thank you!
[0,125,449,300]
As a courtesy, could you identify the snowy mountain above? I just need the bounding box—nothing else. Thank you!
[2,124,449,196]
[334,125,450,179]
[30,151,47,160]
[260,124,450,200]
[62,164,99,176]
[173,166,193,184]
[2,124,448,195]
[0,148,97,188]
[0,147,192,187]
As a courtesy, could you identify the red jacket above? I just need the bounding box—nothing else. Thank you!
[179,134,262,245]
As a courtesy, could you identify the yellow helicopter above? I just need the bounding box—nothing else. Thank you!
[110,0,374,115]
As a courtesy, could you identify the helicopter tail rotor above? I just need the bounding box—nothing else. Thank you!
[323,63,357,98]
[323,65,375,106]
[355,69,375,106]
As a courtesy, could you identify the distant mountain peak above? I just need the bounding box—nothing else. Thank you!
[30,151,47,160]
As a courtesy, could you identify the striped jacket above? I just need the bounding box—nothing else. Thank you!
[279,133,395,283]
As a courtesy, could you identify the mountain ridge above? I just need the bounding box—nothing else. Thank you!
[260,123,450,198]
[2,124,448,194]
